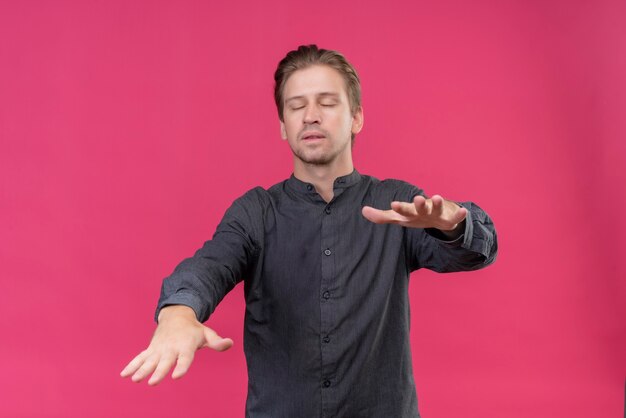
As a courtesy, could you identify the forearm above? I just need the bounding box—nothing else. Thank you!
[155,191,262,323]
[155,252,241,323]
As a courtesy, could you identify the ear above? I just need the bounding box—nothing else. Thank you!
[351,107,364,135]
[280,121,287,140]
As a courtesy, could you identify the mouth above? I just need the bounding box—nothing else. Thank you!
[301,131,326,140]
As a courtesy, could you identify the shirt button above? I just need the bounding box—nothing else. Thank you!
[306,184,313,191]
[324,207,331,215]
[323,336,330,343]
[324,248,332,256]
[323,380,331,388]
[322,291,330,300]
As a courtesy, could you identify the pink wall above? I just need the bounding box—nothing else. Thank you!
[1,1,624,417]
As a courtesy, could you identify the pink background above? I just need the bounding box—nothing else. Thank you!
[1,1,624,417]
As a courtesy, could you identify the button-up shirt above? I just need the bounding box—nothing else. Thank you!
[156,170,498,418]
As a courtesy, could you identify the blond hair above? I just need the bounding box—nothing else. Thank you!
[274,45,362,126]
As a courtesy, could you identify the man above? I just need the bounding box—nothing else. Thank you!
[121,45,497,417]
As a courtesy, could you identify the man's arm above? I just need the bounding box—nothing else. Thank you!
[362,193,497,272]
[121,189,264,385]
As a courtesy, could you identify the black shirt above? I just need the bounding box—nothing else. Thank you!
[156,170,498,418]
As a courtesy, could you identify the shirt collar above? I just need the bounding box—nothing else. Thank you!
[286,169,362,195]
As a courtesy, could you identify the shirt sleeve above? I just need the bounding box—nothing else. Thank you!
[154,188,264,323]
[404,187,498,273]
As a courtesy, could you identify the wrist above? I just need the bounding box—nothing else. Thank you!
[157,305,197,323]
[438,219,465,237]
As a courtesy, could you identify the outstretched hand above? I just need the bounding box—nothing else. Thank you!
[120,305,233,386]
[362,194,467,232]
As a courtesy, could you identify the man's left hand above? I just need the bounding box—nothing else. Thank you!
[361,195,467,233]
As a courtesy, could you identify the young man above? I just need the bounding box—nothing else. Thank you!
[121,45,498,417]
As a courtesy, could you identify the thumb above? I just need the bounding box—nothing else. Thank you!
[202,326,234,352]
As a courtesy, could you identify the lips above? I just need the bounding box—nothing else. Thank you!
[301,131,325,140]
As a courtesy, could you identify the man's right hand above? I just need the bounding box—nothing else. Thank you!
[120,305,233,386]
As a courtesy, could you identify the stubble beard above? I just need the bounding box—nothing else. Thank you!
[292,148,334,166]
[291,137,350,166]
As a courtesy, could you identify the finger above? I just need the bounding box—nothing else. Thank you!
[171,351,196,380]
[431,195,444,217]
[361,206,408,224]
[440,198,467,225]
[450,206,468,225]
[203,327,234,352]
[413,196,429,215]
[120,351,148,377]
[390,201,417,218]
[440,206,468,231]
[147,354,178,386]
[131,354,160,383]
[207,337,234,352]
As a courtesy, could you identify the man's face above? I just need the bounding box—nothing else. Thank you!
[280,65,363,166]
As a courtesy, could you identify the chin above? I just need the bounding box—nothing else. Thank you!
[293,150,334,166]
[299,156,333,166]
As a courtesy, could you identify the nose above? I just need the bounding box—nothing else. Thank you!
[303,104,321,124]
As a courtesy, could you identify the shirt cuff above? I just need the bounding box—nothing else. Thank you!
[154,291,206,323]
[424,225,466,244]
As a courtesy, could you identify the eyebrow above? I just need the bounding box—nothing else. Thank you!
[285,92,341,103]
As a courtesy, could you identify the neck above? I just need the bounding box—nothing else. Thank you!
[293,157,354,203]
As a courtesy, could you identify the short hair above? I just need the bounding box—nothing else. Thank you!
[274,44,362,123]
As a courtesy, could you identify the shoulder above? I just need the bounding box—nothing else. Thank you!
[237,186,271,204]
[218,186,271,242]
[231,180,294,212]
[360,174,425,202]
[226,186,274,217]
